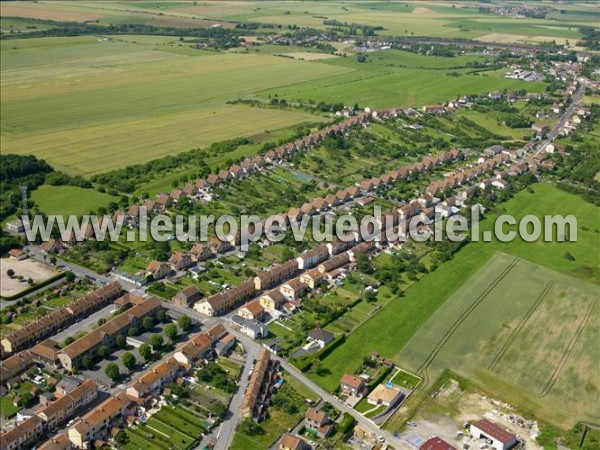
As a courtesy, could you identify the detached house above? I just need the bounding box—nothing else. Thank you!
[195,179,209,191]
[307,328,334,348]
[299,203,315,217]
[218,169,233,182]
[169,189,186,203]
[39,239,66,254]
[340,373,366,397]
[189,243,212,262]
[156,193,172,210]
[279,433,312,450]
[182,184,198,196]
[287,207,302,222]
[146,260,171,280]
[359,180,374,192]
[335,190,349,203]
[207,174,219,186]
[304,407,334,439]
[324,193,339,208]
[168,251,194,270]
[211,237,233,254]
[367,383,403,407]
[312,198,327,212]
[346,186,360,199]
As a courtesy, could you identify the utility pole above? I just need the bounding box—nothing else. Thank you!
[20,185,28,217]
[20,184,31,242]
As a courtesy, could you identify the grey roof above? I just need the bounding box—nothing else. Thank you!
[231,314,263,333]
[56,375,84,393]
[308,328,334,343]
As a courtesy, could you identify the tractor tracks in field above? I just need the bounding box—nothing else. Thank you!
[487,281,554,373]
[538,299,597,397]
[416,257,520,376]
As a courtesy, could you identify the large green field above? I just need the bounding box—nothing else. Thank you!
[398,252,599,428]
[1,35,545,176]
[0,36,339,175]
[309,184,600,427]
[31,185,115,217]
[1,1,593,44]
[258,48,546,109]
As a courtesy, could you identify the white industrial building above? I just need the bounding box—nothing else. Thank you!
[470,419,517,450]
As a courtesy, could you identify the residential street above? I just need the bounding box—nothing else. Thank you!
[535,82,586,156]
[209,336,260,450]
[225,330,410,450]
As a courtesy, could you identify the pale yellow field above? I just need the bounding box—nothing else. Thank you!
[276,52,339,61]
[479,33,571,47]
[1,37,347,175]
[0,2,102,21]
[413,7,434,14]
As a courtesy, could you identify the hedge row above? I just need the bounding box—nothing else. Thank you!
[290,334,346,372]
[0,272,65,301]
[367,365,393,392]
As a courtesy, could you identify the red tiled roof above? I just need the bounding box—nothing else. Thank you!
[421,437,458,450]
[341,373,364,389]
[472,419,516,444]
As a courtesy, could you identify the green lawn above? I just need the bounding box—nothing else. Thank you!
[230,408,300,450]
[354,398,375,414]
[282,373,320,404]
[364,404,386,418]
[261,53,546,109]
[124,428,165,450]
[146,417,195,450]
[31,185,114,216]
[390,369,421,390]
[0,396,21,419]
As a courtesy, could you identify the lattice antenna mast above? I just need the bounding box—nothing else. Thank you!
[20,185,29,217]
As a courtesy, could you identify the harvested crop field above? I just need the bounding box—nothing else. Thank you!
[276,52,339,61]
[397,252,599,428]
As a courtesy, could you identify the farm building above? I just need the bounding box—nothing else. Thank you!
[470,419,517,450]
[420,437,458,450]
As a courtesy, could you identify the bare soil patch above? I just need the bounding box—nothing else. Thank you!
[0,258,57,297]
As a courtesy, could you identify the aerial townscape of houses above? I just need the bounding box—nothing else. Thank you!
[0,298,234,450]
[179,141,539,339]
[1,68,585,450]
